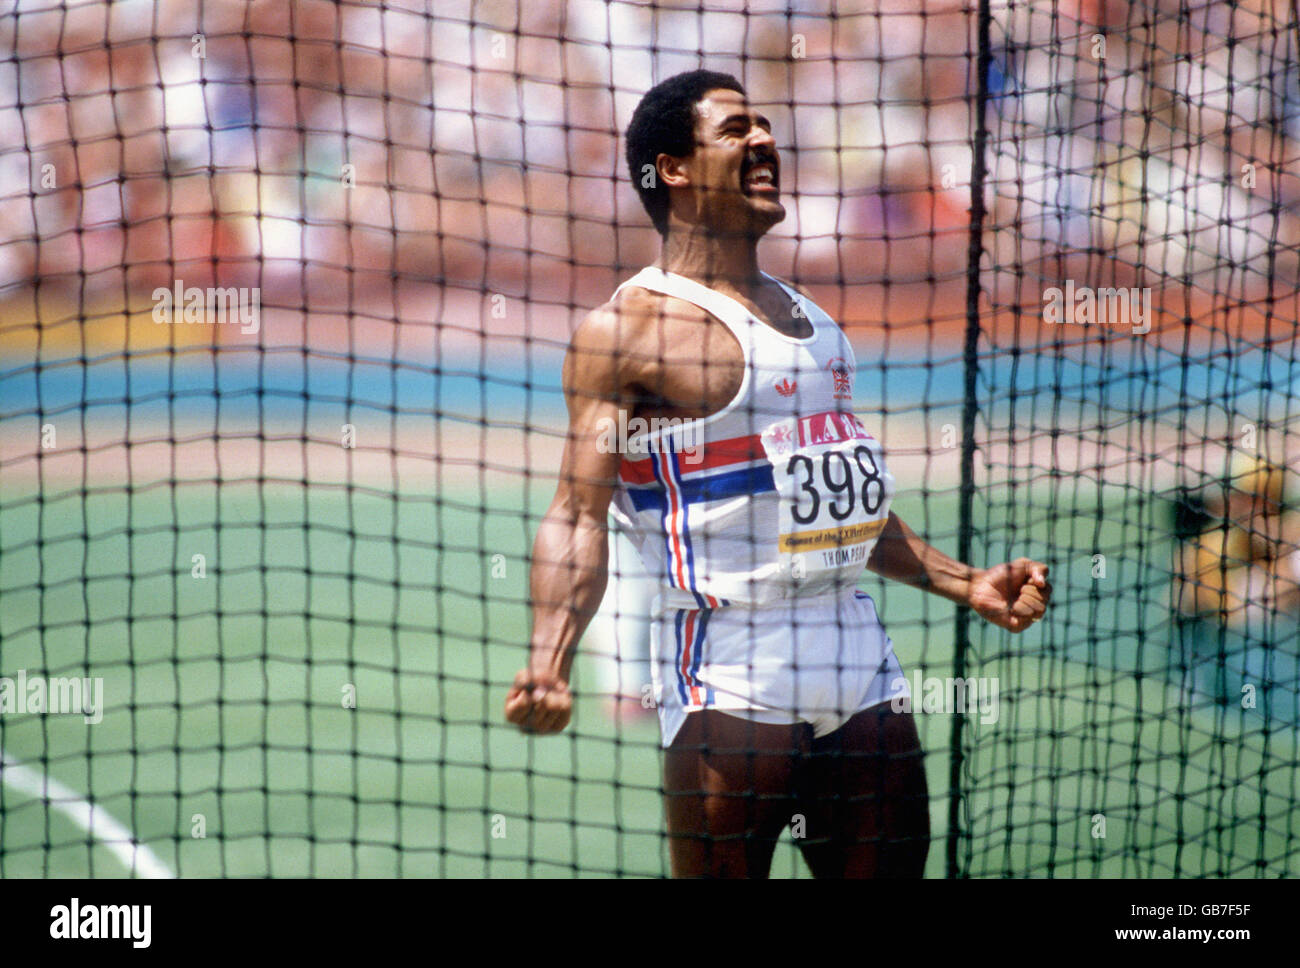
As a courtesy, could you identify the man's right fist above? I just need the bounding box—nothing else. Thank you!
[504,669,573,734]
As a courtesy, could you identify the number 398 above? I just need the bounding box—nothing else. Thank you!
[787,445,885,525]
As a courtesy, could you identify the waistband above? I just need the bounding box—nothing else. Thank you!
[653,589,872,617]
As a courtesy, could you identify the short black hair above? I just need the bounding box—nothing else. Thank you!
[625,70,746,236]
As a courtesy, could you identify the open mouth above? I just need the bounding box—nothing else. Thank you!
[742,157,779,195]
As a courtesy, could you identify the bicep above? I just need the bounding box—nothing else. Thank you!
[554,396,622,523]
[552,311,630,522]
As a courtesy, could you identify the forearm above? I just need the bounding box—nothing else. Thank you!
[866,511,975,605]
[527,505,610,682]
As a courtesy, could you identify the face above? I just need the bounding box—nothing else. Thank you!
[672,88,785,236]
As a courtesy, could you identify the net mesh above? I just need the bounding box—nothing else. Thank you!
[964,0,1300,876]
[0,0,1294,878]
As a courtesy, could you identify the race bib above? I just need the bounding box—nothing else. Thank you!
[760,411,893,578]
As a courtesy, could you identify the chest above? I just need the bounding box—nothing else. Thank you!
[630,305,849,420]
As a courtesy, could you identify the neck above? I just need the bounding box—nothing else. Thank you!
[658,226,763,291]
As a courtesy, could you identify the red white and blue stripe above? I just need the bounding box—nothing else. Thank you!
[621,432,775,608]
[672,606,715,707]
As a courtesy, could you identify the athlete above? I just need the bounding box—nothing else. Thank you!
[505,70,1051,877]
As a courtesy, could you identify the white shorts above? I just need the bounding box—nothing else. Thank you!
[650,590,909,747]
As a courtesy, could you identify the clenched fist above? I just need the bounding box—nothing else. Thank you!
[504,669,573,734]
[968,558,1051,633]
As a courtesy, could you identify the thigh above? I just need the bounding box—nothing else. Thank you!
[795,705,930,879]
[663,710,806,878]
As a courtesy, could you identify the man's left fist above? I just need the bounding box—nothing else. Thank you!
[968,558,1051,632]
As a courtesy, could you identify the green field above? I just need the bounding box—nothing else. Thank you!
[0,478,1295,877]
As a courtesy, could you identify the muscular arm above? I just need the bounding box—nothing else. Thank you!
[867,511,1052,633]
[505,307,630,732]
[527,345,622,683]
[866,512,976,604]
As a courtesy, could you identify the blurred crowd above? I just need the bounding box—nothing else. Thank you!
[0,0,1297,324]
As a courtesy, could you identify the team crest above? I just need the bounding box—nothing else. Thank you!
[826,357,854,400]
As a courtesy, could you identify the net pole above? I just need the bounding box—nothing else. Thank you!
[948,0,994,881]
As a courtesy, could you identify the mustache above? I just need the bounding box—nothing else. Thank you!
[741,149,779,176]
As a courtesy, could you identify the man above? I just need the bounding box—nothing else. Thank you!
[505,70,1051,877]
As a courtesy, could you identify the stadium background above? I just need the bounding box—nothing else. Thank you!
[0,0,1296,877]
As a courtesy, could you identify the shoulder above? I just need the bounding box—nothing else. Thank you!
[564,283,693,397]
[571,283,704,350]
[578,287,657,338]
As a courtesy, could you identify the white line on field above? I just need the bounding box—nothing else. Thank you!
[0,750,176,879]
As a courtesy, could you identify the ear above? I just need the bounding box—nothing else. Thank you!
[656,152,691,189]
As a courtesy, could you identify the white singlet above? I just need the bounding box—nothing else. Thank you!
[606,266,910,746]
